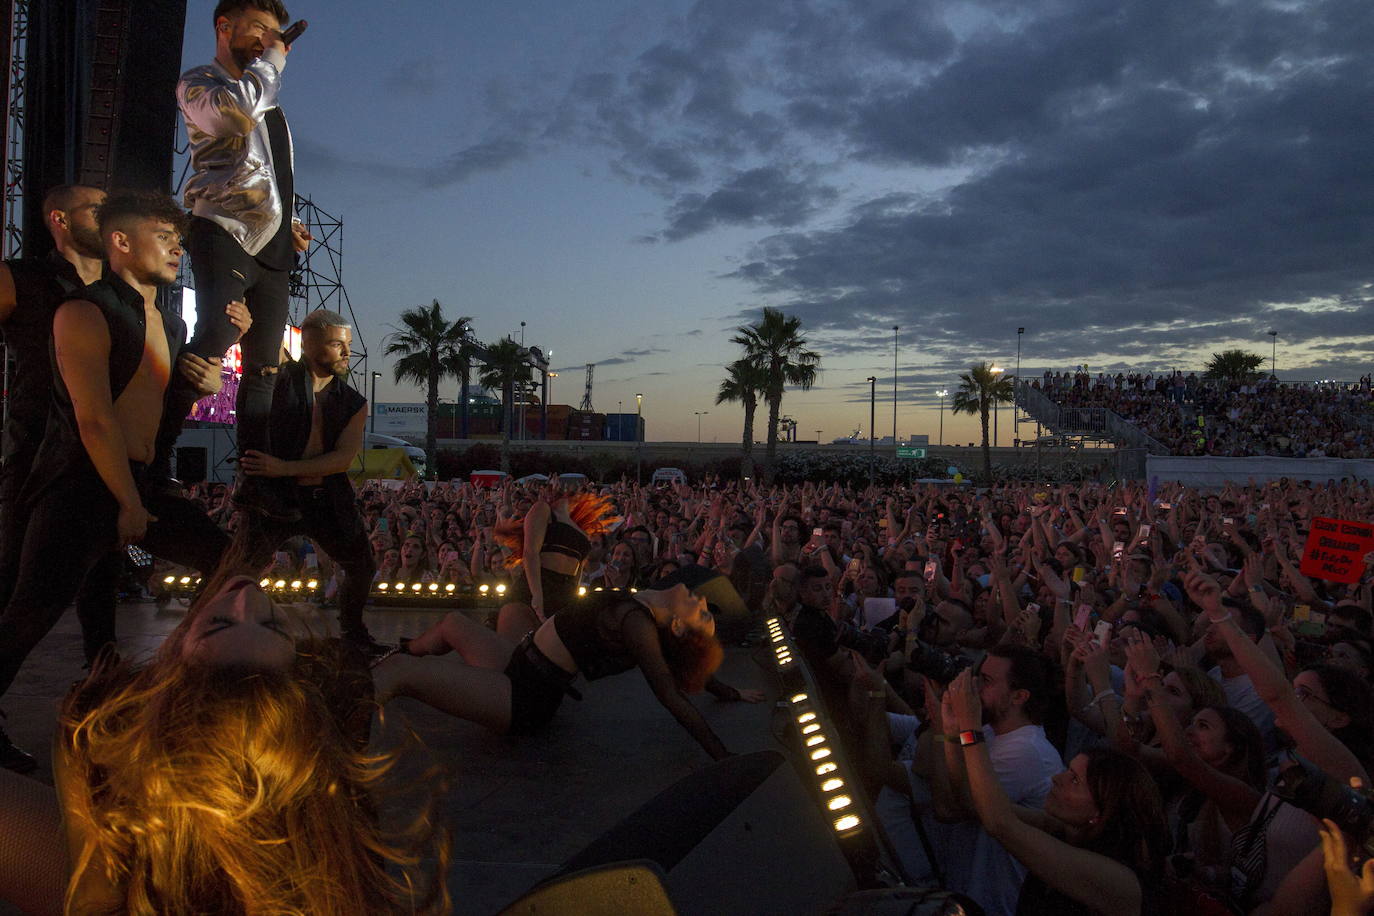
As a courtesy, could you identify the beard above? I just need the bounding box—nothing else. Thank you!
[230,41,263,71]
[70,223,104,259]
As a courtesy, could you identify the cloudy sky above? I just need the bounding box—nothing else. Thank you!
[178,0,1374,444]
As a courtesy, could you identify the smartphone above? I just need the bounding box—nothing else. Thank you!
[1074,604,1094,631]
[1026,602,1041,615]
[1112,541,1125,562]
[378,518,388,533]
[1137,524,1151,542]
[1093,620,1113,647]
[812,527,823,538]
[1157,501,1173,510]
[1113,507,1127,517]
[1223,517,1235,527]
[924,559,938,582]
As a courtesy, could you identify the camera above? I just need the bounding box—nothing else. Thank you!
[1273,756,1374,860]
[905,637,972,684]
[833,619,891,666]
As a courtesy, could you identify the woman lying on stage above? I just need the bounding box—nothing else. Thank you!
[491,481,618,640]
[375,579,765,760]
[2,568,450,916]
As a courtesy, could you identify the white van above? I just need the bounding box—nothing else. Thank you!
[366,433,428,477]
[650,467,687,488]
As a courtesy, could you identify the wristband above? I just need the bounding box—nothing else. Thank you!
[1208,612,1233,623]
[958,729,986,747]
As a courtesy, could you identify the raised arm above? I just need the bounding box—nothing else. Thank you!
[1185,571,1367,785]
[943,669,1143,915]
[177,48,287,138]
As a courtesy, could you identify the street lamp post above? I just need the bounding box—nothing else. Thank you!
[867,376,877,487]
[694,410,709,443]
[1015,328,1024,442]
[635,393,643,484]
[936,389,948,446]
[892,325,899,443]
[369,371,382,436]
[990,365,1004,448]
[1268,330,1277,379]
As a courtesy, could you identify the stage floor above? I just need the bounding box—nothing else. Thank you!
[1,599,779,914]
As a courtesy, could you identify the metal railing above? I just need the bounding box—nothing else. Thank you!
[1017,382,1170,455]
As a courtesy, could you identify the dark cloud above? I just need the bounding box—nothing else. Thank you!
[661,167,838,241]
[292,135,528,190]
[423,137,530,189]
[385,58,442,95]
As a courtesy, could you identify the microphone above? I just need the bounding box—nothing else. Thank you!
[281,19,308,45]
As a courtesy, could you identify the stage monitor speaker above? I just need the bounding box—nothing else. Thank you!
[511,750,856,916]
[499,860,677,916]
[175,445,207,484]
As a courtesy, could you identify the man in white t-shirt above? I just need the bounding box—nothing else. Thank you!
[932,645,1063,916]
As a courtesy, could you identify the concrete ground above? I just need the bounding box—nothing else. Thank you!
[0,598,785,915]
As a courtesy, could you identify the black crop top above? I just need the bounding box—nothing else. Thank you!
[541,517,591,561]
[552,591,647,681]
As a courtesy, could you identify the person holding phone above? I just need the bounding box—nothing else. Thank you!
[151,0,311,520]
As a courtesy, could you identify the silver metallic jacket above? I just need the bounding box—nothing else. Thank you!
[177,49,294,257]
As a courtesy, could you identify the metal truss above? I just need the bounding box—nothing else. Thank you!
[3,0,27,259]
[290,194,369,388]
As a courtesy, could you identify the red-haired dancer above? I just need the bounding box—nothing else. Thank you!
[493,482,618,640]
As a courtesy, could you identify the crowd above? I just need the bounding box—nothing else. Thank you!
[178,468,1374,913]
[1033,370,1374,459]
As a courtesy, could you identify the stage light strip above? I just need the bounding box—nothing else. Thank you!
[766,616,865,839]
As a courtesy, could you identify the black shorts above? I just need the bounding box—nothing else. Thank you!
[508,567,580,612]
[503,633,577,735]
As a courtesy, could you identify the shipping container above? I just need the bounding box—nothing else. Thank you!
[567,411,605,441]
[603,412,644,442]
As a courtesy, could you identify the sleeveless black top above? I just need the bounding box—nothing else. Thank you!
[0,250,84,466]
[542,516,591,560]
[24,271,185,502]
[552,591,649,681]
[267,357,367,519]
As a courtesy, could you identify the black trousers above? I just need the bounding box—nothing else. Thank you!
[0,464,228,698]
[0,451,121,664]
[243,486,376,638]
[155,217,292,467]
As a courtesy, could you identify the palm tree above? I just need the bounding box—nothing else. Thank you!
[716,358,767,479]
[1203,349,1265,382]
[384,300,477,474]
[476,337,532,472]
[951,362,1015,484]
[732,307,820,482]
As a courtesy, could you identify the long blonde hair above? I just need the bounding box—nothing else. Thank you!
[59,569,450,915]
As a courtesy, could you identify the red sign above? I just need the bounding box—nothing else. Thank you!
[1300,517,1374,584]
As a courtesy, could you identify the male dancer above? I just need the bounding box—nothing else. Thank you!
[238,308,383,654]
[0,193,232,772]
[154,0,309,517]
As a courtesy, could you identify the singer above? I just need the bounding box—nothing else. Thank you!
[154,0,310,520]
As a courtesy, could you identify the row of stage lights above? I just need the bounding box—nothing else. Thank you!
[157,577,642,605]
[766,616,863,840]
[160,575,322,597]
[370,583,638,600]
